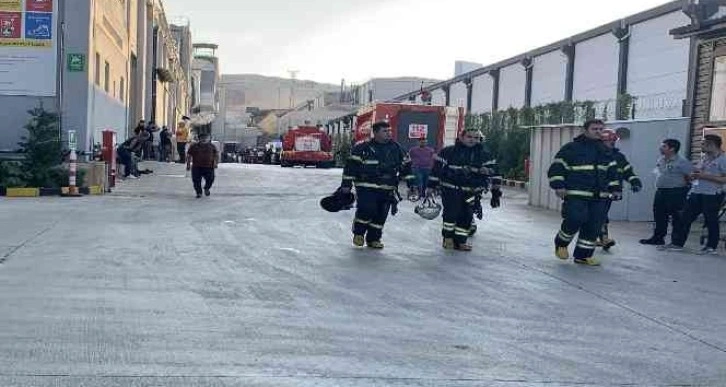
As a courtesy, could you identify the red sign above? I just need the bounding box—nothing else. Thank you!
[408,124,428,139]
[26,0,52,12]
[0,12,21,39]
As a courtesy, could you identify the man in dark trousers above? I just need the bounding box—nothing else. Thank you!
[186,133,219,198]
[662,134,726,254]
[408,136,436,198]
[547,119,622,266]
[640,139,693,246]
[340,121,416,249]
[428,128,501,251]
[598,128,642,249]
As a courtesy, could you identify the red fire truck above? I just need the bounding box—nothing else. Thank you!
[280,125,335,168]
[353,103,466,150]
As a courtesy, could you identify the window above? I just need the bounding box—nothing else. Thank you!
[94,53,100,86]
[104,61,110,93]
[711,56,726,122]
[120,77,125,102]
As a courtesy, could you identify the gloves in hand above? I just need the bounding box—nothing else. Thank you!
[631,183,642,193]
[490,188,502,208]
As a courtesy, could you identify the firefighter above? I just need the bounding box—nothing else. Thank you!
[547,119,622,266]
[598,128,642,249]
[339,121,416,249]
[428,128,502,251]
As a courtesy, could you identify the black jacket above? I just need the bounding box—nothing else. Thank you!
[610,147,642,189]
[548,135,621,199]
[428,141,501,193]
[341,140,415,191]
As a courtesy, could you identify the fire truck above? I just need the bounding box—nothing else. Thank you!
[280,125,335,168]
[353,103,466,150]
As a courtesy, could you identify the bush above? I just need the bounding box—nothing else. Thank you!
[0,160,26,188]
[18,105,62,187]
[46,166,86,188]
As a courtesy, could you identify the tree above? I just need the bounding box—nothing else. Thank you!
[18,104,61,187]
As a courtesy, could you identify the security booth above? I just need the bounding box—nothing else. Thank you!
[670,1,726,158]
[528,118,691,222]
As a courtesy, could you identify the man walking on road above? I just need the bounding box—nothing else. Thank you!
[187,133,219,198]
[640,139,693,246]
[428,128,501,252]
[598,128,642,249]
[409,137,436,199]
[661,134,726,254]
[547,119,622,266]
[340,121,416,249]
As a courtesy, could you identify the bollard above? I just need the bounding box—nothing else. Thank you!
[64,149,82,197]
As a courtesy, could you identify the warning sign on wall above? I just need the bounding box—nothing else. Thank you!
[408,124,428,139]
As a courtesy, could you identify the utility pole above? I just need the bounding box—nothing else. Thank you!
[288,70,298,108]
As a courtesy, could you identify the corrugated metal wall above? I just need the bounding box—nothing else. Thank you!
[627,11,691,119]
[573,33,619,102]
[431,89,446,106]
[498,63,526,109]
[691,37,726,158]
[450,82,467,109]
[531,50,567,106]
[470,74,493,114]
[528,118,691,221]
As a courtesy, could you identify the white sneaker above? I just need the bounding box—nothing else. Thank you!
[657,244,683,251]
[698,247,718,255]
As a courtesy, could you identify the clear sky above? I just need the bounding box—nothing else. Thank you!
[164,0,673,85]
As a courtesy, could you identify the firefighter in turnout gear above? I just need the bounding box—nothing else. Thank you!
[340,121,416,249]
[428,128,502,251]
[547,119,622,266]
[598,128,642,250]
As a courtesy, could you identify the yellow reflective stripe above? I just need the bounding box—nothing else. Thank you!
[609,181,620,187]
[558,231,574,241]
[571,165,595,171]
[441,182,477,192]
[597,165,611,171]
[552,158,570,170]
[369,223,384,230]
[403,175,416,180]
[363,160,379,165]
[448,165,465,170]
[549,176,565,182]
[354,218,370,225]
[355,182,396,190]
[349,155,363,162]
[483,160,497,166]
[342,175,355,180]
[566,190,594,197]
[628,176,639,182]
[609,161,617,167]
[624,164,633,171]
[428,176,440,182]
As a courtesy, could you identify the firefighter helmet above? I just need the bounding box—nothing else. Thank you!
[320,188,356,212]
[414,196,442,220]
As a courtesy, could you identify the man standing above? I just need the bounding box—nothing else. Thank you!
[598,128,642,249]
[640,139,692,246]
[547,119,622,266]
[408,137,436,198]
[428,128,501,251]
[186,133,219,199]
[661,134,726,254]
[340,121,416,249]
[176,121,189,163]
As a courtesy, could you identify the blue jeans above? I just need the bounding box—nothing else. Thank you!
[413,168,431,196]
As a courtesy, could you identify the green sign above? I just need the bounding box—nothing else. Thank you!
[68,130,76,150]
[67,54,85,72]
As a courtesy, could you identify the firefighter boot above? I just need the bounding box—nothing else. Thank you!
[367,241,385,249]
[455,242,473,252]
[600,225,616,250]
[574,256,602,266]
[353,235,365,247]
[442,238,455,250]
[555,246,569,260]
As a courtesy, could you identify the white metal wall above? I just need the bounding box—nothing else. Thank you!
[470,74,493,114]
[531,50,567,106]
[498,63,526,109]
[627,11,691,119]
[573,33,619,102]
[431,89,446,106]
[450,82,467,109]
[528,118,691,222]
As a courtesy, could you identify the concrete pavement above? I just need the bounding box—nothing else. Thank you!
[0,162,725,386]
